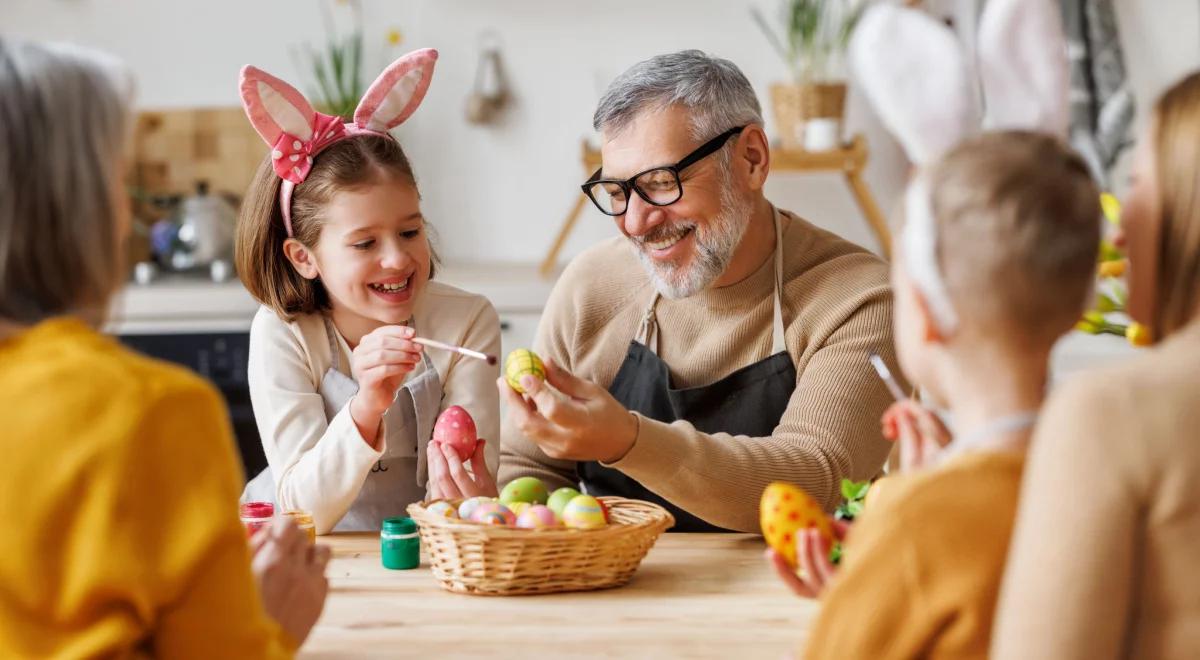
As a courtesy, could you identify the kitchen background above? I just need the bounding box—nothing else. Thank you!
[5,0,1197,477]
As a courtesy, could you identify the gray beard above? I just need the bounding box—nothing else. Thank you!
[631,185,753,300]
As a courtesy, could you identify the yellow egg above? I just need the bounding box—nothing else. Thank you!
[508,501,533,517]
[562,495,607,530]
[760,482,832,567]
[504,349,546,394]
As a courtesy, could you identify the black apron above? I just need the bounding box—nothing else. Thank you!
[579,208,797,532]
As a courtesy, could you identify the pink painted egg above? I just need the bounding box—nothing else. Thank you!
[469,501,516,527]
[432,406,477,461]
[516,505,561,530]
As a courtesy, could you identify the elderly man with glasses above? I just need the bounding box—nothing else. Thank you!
[498,50,901,532]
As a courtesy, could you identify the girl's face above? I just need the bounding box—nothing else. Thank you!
[303,179,431,336]
[1118,127,1163,327]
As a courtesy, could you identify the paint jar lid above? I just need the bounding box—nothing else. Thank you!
[281,509,314,527]
[382,517,417,535]
[239,501,274,519]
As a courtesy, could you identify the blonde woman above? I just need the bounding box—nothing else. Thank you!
[993,72,1200,658]
[0,39,325,656]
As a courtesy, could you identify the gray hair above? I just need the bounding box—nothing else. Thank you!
[0,38,133,325]
[593,49,764,144]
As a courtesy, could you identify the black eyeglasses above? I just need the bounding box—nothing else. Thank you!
[581,125,746,216]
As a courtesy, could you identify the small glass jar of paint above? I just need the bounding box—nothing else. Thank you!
[281,509,317,544]
[239,501,274,538]
[381,517,420,570]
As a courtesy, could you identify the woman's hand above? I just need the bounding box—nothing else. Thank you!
[349,325,423,446]
[250,518,330,646]
[882,400,952,472]
[427,439,498,500]
[765,518,851,599]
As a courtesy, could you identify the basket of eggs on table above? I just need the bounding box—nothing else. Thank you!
[406,349,675,596]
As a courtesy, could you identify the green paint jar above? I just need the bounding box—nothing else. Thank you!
[381,517,420,570]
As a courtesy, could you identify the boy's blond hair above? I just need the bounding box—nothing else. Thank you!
[926,131,1101,345]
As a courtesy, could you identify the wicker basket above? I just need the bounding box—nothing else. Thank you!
[770,82,848,150]
[406,496,674,596]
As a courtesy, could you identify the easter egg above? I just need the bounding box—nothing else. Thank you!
[760,482,833,568]
[432,406,477,461]
[504,349,546,394]
[547,487,582,516]
[562,495,607,530]
[470,501,516,527]
[425,501,458,519]
[508,501,533,517]
[516,504,562,530]
[458,496,494,520]
[499,476,549,506]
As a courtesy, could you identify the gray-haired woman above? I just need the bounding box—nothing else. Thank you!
[0,38,325,656]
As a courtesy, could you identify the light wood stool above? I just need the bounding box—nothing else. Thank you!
[539,134,892,277]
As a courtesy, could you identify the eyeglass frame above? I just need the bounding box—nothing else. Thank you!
[580,125,747,217]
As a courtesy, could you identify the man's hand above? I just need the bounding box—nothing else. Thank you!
[497,357,638,463]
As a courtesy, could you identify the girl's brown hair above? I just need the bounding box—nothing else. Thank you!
[1149,72,1200,335]
[235,134,435,320]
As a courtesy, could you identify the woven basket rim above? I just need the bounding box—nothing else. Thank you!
[407,495,675,537]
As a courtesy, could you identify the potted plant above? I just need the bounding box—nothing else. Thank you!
[752,0,865,151]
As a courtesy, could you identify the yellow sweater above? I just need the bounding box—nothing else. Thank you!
[805,450,1025,659]
[0,319,294,658]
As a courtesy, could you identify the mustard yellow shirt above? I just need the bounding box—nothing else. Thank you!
[0,318,294,658]
[805,450,1025,659]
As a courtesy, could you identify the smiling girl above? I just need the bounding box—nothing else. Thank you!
[235,50,499,534]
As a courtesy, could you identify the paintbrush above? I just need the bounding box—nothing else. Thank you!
[413,336,498,365]
[868,353,907,402]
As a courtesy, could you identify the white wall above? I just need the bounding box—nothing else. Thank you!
[6,0,1197,263]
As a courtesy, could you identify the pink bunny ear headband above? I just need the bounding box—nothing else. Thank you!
[238,48,438,237]
[850,0,1069,334]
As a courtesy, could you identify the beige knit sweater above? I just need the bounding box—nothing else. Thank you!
[499,208,900,532]
[992,318,1200,658]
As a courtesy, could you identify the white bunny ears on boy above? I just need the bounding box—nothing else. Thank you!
[239,48,438,236]
[850,0,1069,334]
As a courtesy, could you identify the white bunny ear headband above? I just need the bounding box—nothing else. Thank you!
[850,0,1069,333]
[239,48,438,236]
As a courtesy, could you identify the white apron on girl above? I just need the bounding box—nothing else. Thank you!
[242,317,441,531]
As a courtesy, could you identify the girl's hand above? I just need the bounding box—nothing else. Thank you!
[882,400,952,472]
[349,325,423,445]
[250,518,330,646]
[427,439,498,500]
[765,518,850,599]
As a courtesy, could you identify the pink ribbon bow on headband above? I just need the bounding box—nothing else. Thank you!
[239,48,438,236]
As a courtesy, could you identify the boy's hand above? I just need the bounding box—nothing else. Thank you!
[766,518,850,599]
[882,400,952,472]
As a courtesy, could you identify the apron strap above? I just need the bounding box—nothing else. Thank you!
[638,206,788,356]
[323,315,343,373]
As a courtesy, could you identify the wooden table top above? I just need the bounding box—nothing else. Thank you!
[302,532,815,659]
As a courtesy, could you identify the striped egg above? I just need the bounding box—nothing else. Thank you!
[562,495,607,530]
[504,349,546,394]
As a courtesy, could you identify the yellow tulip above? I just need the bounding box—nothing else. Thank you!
[1127,322,1153,346]
[1098,259,1127,278]
[386,29,403,46]
[1100,192,1121,225]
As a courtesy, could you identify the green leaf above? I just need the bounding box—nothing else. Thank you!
[840,478,856,500]
[829,541,842,565]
